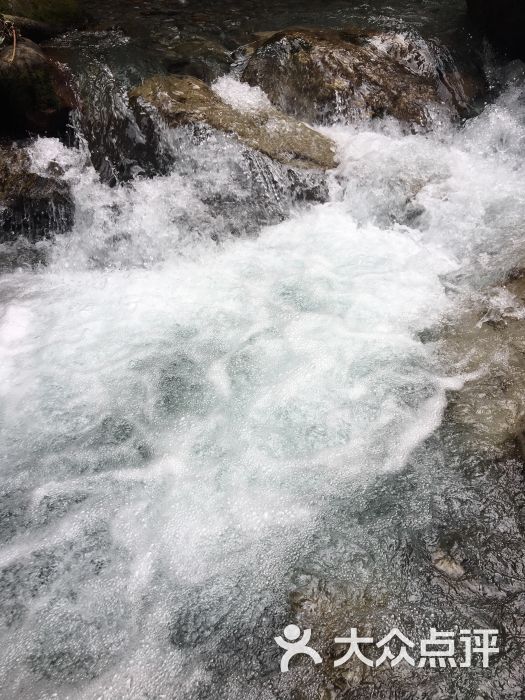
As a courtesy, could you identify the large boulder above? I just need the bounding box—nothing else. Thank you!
[467,0,525,60]
[0,146,74,242]
[0,0,84,30]
[129,74,338,170]
[0,38,75,136]
[242,28,482,126]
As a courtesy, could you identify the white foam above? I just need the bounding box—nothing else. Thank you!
[212,75,273,113]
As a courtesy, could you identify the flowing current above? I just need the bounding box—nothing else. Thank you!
[2,49,525,700]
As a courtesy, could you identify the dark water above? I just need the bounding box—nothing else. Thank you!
[84,0,471,42]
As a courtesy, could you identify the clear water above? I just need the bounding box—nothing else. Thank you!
[1,3,525,698]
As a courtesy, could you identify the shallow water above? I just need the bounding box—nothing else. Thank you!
[1,3,525,698]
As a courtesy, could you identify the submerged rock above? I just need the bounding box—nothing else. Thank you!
[242,28,483,126]
[467,0,525,60]
[0,146,74,242]
[129,74,338,170]
[0,38,75,136]
[442,273,525,454]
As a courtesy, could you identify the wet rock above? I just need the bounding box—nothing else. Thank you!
[0,0,85,31]
[431,548,465,580]
[242,28,482,126]
[165,38,233,84]
[467,0,525,60]
[73,61,172,186]
[0,38,76,136]
[129,74,338,170]
[0,146,74,242]
[165,129,331,240]
[443,273,525,454]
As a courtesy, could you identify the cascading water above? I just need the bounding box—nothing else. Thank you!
[1,8,525,699]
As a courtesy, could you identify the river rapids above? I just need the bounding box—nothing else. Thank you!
[1,3,525,699]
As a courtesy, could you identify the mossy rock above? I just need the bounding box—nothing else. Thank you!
[0,0,84,29]
[129,74,337,171]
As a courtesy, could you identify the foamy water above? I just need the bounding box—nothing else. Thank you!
[0,75,525,698]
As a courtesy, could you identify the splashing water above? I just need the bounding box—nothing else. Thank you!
[1,70,525,698]
[212,75,273,112]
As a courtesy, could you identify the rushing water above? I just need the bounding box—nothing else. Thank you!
[1,2,525,699]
